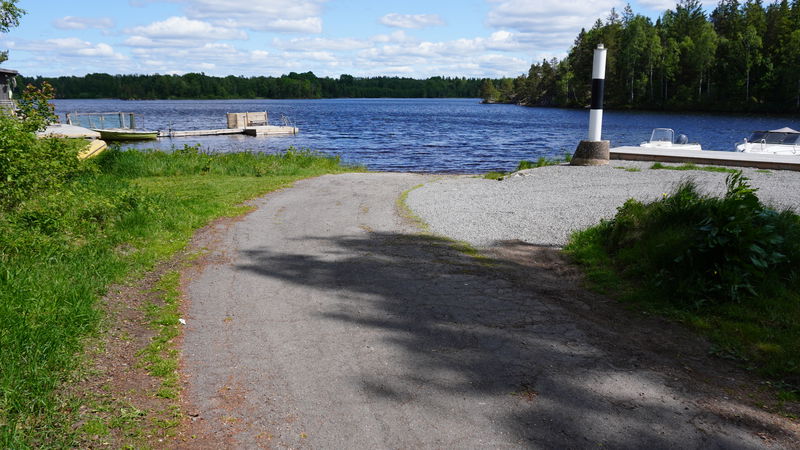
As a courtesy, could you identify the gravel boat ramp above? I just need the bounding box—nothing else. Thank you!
[180,165,799,448]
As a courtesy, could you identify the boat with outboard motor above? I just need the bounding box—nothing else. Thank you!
[640,128,702,151]
[736,128,800,155]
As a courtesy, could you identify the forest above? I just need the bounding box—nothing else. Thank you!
[482,0,800,113]
[18,72,484,100]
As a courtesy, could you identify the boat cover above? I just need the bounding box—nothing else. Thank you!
[769,127,800,134]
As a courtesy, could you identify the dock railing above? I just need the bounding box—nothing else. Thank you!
[66,112,138,130]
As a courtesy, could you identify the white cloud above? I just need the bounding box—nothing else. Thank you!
[180,0,326,33]
[487,0,621,51]
[53,16,115,30]
[14,37,127,61]
[272,37,369,51]
[353,32,528,77]
[379,13,444,29]
[637,0,702,11]
[125,16,247,41]
[372,30,413,44]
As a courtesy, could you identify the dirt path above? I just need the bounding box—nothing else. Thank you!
[178,173,798,448]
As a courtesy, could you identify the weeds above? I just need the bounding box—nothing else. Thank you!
[565,171,800,386]
[484,154,571,180]
[517,154,571,171]
[650,162,738,173]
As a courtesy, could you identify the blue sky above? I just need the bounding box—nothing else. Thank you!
[0,0,691,78]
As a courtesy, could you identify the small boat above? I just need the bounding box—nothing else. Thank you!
[640,128,702,150]
[736,127,800,155]
[66,112,158,141]
[94,128,158,141]
[78,139,108,160]
[36,123,107,159]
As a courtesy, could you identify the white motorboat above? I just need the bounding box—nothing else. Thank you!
[640,128,702,150]
[736,127,800,155]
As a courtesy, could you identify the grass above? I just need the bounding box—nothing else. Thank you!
[614,166,642,172]
[483,154,572,180]
[650,162,738,173]
[0,146,360,447]
[564,174,800,392]
[139,270,182,401]
[396,183,495,267]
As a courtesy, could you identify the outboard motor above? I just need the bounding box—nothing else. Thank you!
[676,134,689,145]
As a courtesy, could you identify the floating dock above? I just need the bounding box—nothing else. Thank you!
[159,112,298,138]
[159,125,298,138]
[611,146,800,172]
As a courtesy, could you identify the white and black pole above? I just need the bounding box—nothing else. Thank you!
[571,44,610,166]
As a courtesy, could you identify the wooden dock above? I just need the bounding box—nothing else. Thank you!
[159,125,298,138]
[611,146,800,172]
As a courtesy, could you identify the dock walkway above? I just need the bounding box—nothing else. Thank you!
[611,146,800,171]
[159,125,298,138]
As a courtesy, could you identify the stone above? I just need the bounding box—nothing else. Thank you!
[571,140,610,166]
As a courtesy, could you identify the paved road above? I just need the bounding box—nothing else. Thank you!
[181,173,795,448]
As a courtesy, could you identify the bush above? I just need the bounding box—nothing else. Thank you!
[0,114,90,210]
[600,172,800,306]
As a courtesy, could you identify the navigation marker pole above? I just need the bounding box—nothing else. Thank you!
[571,44,610,166]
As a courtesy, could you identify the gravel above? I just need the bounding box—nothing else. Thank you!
[406,161,800,248]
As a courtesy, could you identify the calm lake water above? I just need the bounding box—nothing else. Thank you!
[53,98,799,173]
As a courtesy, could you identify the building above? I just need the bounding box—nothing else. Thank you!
[0,67,18,112]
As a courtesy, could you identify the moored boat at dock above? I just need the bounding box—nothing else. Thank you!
[640,128,701,151]
[94,128,158,141]
[737,128,800,155]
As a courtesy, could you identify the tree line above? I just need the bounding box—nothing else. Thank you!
[19,72,484,100]
[482,0,800,113]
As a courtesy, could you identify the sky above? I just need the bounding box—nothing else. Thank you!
[0,0,693,79]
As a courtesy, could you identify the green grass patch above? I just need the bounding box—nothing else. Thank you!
[397,183,431,232]
[483,171,506,180]
[565,172,800,391]
[396,183,495,267]
[484,154,572,180]
[139,271,182,401]
[0,146,359,447]
[517,154,571,171]
[650,162,738,173]
[614,166,642,172]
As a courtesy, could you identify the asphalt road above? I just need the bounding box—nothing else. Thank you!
[181,172,796,449]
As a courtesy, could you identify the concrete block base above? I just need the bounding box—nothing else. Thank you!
[571,140,610,166]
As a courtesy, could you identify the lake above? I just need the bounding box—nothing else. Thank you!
[53,98,799,173]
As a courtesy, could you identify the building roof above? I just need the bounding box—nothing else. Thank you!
[0,68,19,75]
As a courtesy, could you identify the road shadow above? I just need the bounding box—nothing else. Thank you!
[235,231,795,448]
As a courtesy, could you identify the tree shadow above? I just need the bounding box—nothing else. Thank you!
[235,231,792,448]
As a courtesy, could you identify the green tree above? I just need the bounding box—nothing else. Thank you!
[738,24,763,103]
[479,79,499,103]
[0,0,24,64]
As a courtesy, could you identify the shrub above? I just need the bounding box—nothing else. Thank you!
[16,82,58,133]
[0,114,90,210]
[600,172,800,306]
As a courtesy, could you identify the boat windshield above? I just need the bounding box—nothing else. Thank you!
[650,128,674,143]
[765,133,788,144]
[748,131,768,142]
[782,134,800,145]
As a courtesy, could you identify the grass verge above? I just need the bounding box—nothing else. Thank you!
[396,182,495,267]
[650,162,738,173]
[483,155,571,180]
[0,146,360,447]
